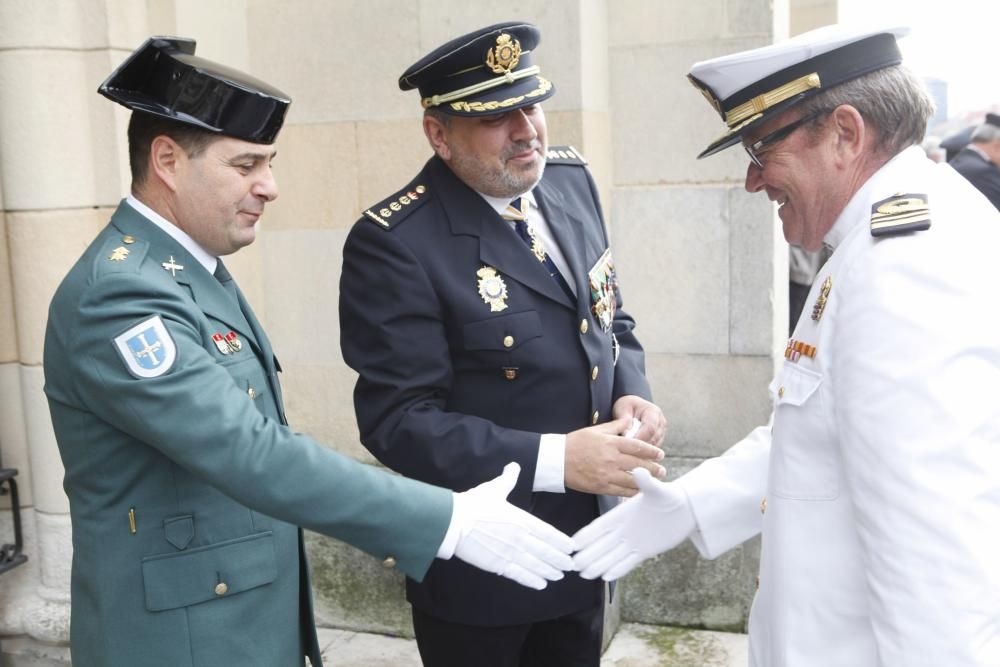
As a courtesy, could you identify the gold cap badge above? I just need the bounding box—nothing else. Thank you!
[486,34,521,77]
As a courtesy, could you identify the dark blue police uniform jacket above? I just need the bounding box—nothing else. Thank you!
[949,147,1000,211]
[339,148,652,626]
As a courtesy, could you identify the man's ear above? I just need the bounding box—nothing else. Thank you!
[829,104,866,164]
[423,115,451,161]
[148,135,184,192]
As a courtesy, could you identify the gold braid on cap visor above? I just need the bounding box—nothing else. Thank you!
[421,65,542,109]
[722,72,822,127]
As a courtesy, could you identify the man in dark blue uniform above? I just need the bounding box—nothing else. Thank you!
[948,113,1000,211]
[339,22,667,667]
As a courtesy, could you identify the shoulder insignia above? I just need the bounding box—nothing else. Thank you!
[870,193,931,238]
[546,145,587,165]
[112,315,177,379]
[97,234,150,275]
[362,182,431,230]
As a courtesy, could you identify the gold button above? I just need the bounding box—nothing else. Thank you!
[580,319,589,334]
[760,497,767,514]
[591,366,599,381]
[592,411,599,425]
[503,368,518,381]
[247,387,257,400]
[214,582,228,596]
[382,556,397,569]
[778,387,785,398]
[122,235,135,244]
[503,335,514,348]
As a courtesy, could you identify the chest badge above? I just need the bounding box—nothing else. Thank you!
[588,249,618,334]
[161,256,185,277]
[477,266,509,312]
[811,276,832,321]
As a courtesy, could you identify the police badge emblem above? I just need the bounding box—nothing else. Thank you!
[477,266,509,312]
[588,249,618,334]
[113,315,177,379]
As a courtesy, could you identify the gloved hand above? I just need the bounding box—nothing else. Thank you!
[447,462,576,590]
[572,467,696,581]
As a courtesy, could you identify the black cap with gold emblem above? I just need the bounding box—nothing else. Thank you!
[399,22,556,116]
[98,36,290,144]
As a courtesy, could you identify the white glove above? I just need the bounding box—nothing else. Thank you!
[572,467,696,581]
[446,462,576,590]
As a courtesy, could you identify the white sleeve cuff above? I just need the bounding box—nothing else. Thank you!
[435,493,464,559]
[533,434,566,493]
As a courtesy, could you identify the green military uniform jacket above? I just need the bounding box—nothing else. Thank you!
[43,201,452,667]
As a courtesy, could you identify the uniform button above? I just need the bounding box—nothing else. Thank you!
[382,556,397,569]
[760,497,767,514]
[247,387,258,400]
[778,387,785,399]
[214,582,229,596]
[591,366,599,381]
[503,367,518,381]
[122,235,135,244]
[580,319,589,334]
[592,411,599,425]
[503,335,514,348]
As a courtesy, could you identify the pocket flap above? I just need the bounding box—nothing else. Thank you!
[163,514,194,550]
[142,531,276,612]
[463,311,542,351]
[771,363,822,406]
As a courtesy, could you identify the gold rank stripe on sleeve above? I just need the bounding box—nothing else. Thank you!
[870,192,931,237]
[363,184,429,230]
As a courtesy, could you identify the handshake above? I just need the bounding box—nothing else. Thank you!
[444,460,695,589]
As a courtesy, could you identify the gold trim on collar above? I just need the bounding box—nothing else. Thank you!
[724,73,821,127]
[422,66,541,109]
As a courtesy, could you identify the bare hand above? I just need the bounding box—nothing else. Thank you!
[565,416,666,496]
[612,395,667,447]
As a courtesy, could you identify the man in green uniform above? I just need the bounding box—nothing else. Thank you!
[43,37,575,667]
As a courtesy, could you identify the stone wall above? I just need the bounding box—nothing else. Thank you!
[0,0,805,660]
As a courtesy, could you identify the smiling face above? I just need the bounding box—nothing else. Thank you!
[424,104,548,198]
[741,108,849,251]
[168,137,279,256]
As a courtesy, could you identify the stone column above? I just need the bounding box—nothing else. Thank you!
[606,0,787,630]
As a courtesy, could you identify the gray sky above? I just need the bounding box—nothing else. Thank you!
[840,0,999,117]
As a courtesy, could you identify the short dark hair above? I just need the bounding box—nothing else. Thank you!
[423,106,453,128]
[127,112,219,186]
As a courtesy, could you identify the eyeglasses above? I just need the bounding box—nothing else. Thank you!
[744,109,830,168]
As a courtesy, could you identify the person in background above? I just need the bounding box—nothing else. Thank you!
[44,36,576,667]
[948,112,1000,210]
[573,24,1000,667]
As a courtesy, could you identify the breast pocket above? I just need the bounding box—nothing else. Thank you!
[769,363,839,500]
[462,310,543,352]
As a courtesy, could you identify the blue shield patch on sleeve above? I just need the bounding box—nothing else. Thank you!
[113,315,177,379]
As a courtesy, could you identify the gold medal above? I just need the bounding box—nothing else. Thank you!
[476,266,509,312]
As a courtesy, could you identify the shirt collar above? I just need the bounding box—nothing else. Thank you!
[477,190,538,217]
[125,194,218,274]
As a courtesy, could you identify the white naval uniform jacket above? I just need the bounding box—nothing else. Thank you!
[678,146,1000,667]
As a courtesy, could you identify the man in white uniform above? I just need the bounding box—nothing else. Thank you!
[572,24,1000,667]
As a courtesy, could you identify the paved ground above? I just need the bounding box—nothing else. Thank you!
[3,623,748,666]
[317,623,748,666]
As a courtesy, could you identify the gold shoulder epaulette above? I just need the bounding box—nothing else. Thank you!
[361,182,431,230]
[870,192,931,238]
[546,145,587,165]
[98,233,149,275]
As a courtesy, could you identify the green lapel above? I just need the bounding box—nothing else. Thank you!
[108,202,264,357]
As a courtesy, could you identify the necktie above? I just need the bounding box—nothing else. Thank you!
[214,259,240,304]
[502,197,575,302]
